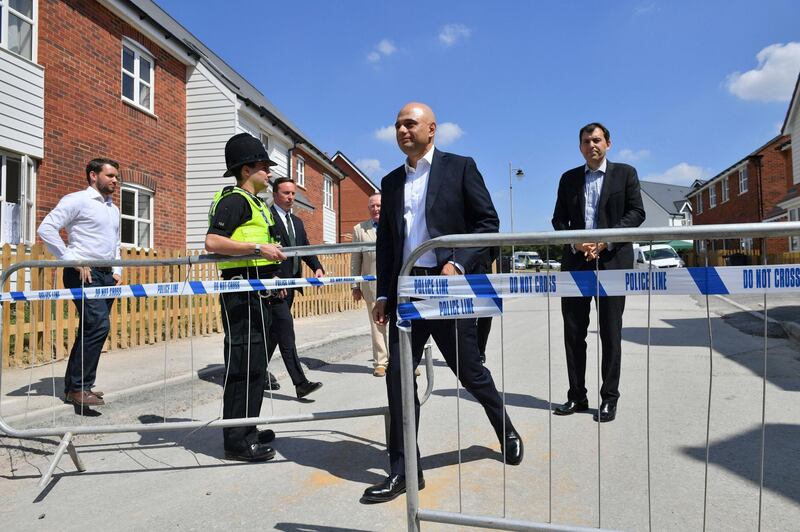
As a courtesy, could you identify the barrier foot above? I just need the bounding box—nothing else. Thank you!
[36,432,80,494]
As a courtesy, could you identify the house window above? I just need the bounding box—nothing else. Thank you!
[0,152,36,245]
[1,0,36,60]
[721,176,729,203]
[295,157,305,187]
[695,192,703,214]
[709,185,717,208]
[121,39,154,113]
[739,166,748,194]
[323,174,333,209]
[120,184,153,248]
[790,208,800,252]
[740,238,753,252]
[260,132,269,151]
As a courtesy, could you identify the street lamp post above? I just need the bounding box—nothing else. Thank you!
[509,163,524,271]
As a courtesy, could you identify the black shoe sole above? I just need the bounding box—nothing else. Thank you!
[360,480,425,504]
[553,405,588,416]
[224,449,276,462]
[593,414,616,423]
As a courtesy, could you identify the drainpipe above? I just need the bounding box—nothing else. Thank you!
[752,154,764,253]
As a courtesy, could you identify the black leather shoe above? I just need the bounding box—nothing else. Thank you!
[553,399,589,416]
[257,429,275,444]
[360,473,425,504]
[501,430,524,465]
[296,381,322,399]
[593,401,617,422]
[266,372,280,390]
[224,442,276,462]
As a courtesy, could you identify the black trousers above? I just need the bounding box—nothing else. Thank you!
[476,317,492,356]
[63,268,116,394]
[386,315,515,476]
[220,290,272,450]
[266,289,308,386]
[560,295,626,403]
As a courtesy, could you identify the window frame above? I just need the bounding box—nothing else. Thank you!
[790,207,800,252]
[120,183,154,249]
[295,156,305,187]
[721,176,729,203]
[695,192,703,214]
[0,151,36,246]
[0,0,38,62]
[121,37,155,114]
[323,174,333,209]
[739,166,748,194]
[709,184,717,208]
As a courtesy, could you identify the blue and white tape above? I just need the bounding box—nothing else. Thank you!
[399,265,800,300]
[0,275,376,303]
[397,297,503,329]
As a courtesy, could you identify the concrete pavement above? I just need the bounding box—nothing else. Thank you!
[1,294,798,531]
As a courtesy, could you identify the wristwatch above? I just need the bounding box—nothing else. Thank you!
[254,243,261,255]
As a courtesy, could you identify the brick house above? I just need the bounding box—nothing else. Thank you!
[0,0,343,253]
[0,0,188,249]
[290,146,342,244]
[331,152,380,242]
[686,134,793,254]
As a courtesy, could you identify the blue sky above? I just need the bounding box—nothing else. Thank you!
[157,0,800,232]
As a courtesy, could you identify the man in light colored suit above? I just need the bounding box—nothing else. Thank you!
[350,192,389,377]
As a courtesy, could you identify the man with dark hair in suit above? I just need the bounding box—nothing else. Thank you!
[551,122,645,423]
[267,177,323,400]
[361,102,523,504]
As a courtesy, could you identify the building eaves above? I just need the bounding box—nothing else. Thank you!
[781,72,800,135]
[331,151,380,191]
[127,0,343,179]
[639,180,691,214]
[685,134,787,197]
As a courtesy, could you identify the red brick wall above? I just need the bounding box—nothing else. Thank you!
[333,156,378,242]
[36,0,186,248]
[692,136,791,254]
[291,147,340,244]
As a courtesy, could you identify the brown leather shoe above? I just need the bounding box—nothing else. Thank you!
[373,366,386,377]
[91,390,104,398]
[65,390,105,407]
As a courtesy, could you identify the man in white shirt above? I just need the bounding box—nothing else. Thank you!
[38,158,123,409]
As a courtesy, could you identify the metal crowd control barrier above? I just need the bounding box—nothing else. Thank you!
[396,222,800,532]
[0,242,437,498]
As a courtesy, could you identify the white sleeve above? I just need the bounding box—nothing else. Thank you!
[37,196,76,261]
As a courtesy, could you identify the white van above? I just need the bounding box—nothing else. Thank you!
[633,243,684,269]
[513,251,543,270]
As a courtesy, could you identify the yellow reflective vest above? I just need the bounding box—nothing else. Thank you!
[208,186,279,270]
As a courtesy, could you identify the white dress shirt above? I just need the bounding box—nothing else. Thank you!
[37,187,122,275]
[272,203,295,238]
[402,145,437,268]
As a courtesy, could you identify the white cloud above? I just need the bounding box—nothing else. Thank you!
[367,39,397,63]
[726,42,800,102]
[374,125,395,142]
[617,148,651,162]
[439,24,471,46]
[355,158,385,178]
[644,163,711,185]
[436,122,464,145]
[634,2,658,16]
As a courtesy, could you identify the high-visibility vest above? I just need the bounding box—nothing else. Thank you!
[208,186,279,270]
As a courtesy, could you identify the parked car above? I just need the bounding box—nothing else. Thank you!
[542,259,561,270]
[633,243,684,269]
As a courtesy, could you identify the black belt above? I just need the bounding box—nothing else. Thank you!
[411,266,439,276]
[94,267,113,273]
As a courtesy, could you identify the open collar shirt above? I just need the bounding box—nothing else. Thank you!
[37,186,122,275]
[583,158,607,230]
[402,145,437,268]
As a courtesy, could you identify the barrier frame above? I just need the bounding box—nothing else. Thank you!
[0,242,436,497]
[396,222,800,532]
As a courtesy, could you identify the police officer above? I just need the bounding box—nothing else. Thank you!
[205,133,286,462]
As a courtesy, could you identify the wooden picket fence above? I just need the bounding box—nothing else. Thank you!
[0,244,361,368]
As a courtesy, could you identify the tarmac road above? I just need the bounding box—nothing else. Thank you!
[1,296,799,531]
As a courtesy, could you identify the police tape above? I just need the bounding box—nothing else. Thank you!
[397,297,502,329]
[0,275,377,302]
[398,265,800,301]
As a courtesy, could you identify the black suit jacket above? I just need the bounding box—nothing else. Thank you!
[270,206,324,292]
[376,148,498,311]
[551,161,645,271]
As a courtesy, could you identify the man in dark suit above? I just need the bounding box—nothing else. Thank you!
[266,176,323,400]
[551,122,645,422]
[361,102,523,504]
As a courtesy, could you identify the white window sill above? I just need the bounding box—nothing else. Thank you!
[122,98,158,120]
